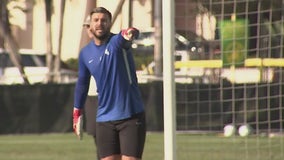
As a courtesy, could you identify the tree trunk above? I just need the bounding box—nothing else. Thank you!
[45,0,54,83]
[0,0,29,84]
[154,0,162,77]
[53,0,66,82]
[110,0,126,28]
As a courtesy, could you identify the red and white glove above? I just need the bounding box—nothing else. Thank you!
[121,27,139,41]
[73,108,83,140]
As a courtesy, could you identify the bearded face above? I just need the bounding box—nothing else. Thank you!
[90,13,111,41]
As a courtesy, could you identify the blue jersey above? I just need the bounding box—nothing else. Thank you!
[74,33,144,122]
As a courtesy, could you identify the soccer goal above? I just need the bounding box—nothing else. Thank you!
[163,0,284,160]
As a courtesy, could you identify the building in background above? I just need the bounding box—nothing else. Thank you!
[7,0,154,61]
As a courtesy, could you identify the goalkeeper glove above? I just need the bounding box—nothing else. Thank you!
[73,108,83,140]
[121,27,140,41]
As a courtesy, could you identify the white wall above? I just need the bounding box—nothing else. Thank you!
[15,0,153,61]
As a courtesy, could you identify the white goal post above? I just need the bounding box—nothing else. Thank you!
[162,1,176,160]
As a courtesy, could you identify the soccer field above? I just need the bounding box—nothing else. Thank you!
[0,132,283,160]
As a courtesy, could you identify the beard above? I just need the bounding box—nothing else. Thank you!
[92,28,110,41]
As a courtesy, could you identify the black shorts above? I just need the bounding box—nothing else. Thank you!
[96,112,146,158]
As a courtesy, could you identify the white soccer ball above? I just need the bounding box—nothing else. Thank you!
[223,124,236,137]
[238,124,252,137]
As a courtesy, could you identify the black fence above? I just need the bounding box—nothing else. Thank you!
[0,82,283,134]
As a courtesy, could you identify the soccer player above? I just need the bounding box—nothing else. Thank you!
[73,7,146,160]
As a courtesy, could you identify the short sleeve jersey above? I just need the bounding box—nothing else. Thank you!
[74,33,144,122]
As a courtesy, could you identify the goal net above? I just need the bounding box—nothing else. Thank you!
[170,0,284,159]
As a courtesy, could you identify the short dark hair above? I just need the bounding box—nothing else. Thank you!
[90,7,112,21]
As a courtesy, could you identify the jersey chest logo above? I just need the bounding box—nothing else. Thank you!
[100,48,110,61]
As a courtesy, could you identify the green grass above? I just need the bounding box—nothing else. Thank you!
[0,132,283,160]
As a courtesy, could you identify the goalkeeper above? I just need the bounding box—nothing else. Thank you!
[73,7,146,160]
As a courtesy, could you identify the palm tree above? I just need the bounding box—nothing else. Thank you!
[0,0,29,84]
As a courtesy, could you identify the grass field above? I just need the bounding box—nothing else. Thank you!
[0,132,283,160]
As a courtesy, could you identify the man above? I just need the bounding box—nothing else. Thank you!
[73,7,146,160]
[83,15,94,39]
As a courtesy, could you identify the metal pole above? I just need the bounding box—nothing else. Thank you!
[162,0,176,160]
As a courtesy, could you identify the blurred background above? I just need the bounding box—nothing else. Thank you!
[1,0,283,84]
